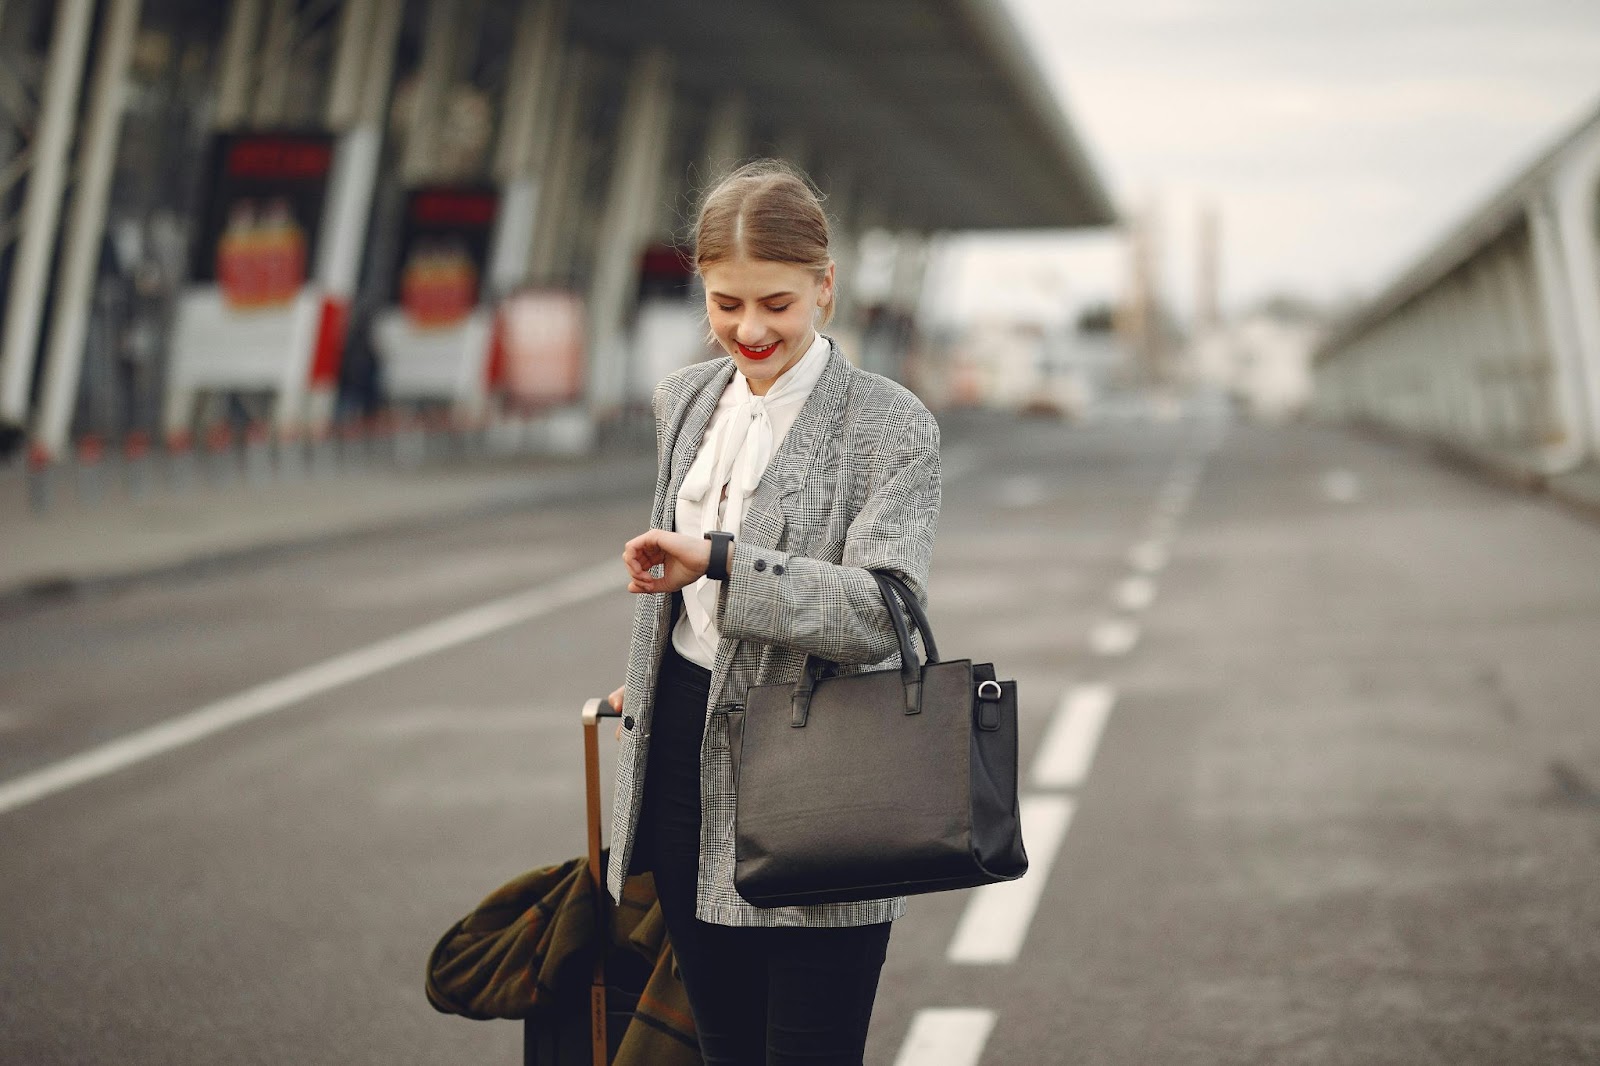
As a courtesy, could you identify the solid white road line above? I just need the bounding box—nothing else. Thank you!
[0,561,621,817]
[1114,574,1157,611]
[1033,683,1117,790]
[948,795,1076,964]
[892,1008,997,1066]
[1088,618,1140,656]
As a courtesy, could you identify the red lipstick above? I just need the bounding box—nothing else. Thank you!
[737,340,778,361]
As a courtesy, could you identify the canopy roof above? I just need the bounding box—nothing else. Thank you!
[1318,96,1600,360]
[567,0,1117,231]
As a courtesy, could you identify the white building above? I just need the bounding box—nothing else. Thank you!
[1192,303,1324,421]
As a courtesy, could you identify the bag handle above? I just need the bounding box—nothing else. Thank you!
[790,570,935,726]
[874,570,940,664]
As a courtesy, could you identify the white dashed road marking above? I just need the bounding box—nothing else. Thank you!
[892,1009,997,1066]
[1088,618,1140,656]
[0,561,620,817]
[894,433,1226,1060]
[1033,683,1117,790]
[1128,540,1169,573]
[1114,575,1157,611]
[948,795,1076,964]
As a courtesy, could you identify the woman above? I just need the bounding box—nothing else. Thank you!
[610,159,941,1065]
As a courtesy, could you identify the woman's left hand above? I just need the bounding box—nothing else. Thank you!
[622,529,712,594]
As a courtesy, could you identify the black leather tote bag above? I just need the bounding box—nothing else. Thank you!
[731,571,1028,908]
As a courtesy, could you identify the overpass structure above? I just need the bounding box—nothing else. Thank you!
[1311,99,1600,485]
[0,0,1114,460]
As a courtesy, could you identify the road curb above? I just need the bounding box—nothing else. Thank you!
[1340,416,1600,527]
[0,451,655,617]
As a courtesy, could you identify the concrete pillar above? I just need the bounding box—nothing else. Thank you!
[1440,280,1485,443]
[493,0,566,185]
[823,169,862,328]
[325,0,376,129]
[358,0,403,126]
[888,231,931,314]
[587,48,673,416]
[252,0,296,126]
[34,0,144,458]
[403,0,463,184]
[527,47,590,285]
[702,91,747,179]
[291,0,402,430]
[0,0,94,430]
[314,0,402,298]
[215,0,262,128]
[1479,251,1519,444]
[488,0,567,296]
[1498,239,1549,445]
[1527,191,1593,469]
[1549,130,1600,458]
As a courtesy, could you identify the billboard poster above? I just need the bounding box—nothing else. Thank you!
[190,132,335,309]
[392,185,499,329]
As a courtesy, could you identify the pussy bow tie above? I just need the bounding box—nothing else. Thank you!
[677,377,775,642]
[678,371,780,541]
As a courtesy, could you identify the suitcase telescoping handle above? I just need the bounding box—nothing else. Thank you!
[580,697,622,1066]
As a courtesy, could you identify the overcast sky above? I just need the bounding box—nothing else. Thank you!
[932,0,1600,326]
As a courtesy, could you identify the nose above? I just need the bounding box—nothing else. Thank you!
[734,310,767,345]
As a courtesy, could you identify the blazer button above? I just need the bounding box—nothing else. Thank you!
[623,715,635,732]
[753,558,767,572]
[773,564,785,576]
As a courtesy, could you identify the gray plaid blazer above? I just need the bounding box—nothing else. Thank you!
[607,336,941,927]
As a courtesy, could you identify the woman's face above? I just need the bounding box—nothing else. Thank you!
[702,257,833,395]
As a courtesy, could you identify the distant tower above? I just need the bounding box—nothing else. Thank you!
[1196,202,1221,334]
[1119,196,1167,384]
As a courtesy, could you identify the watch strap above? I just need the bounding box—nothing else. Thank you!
[704,530,733,581]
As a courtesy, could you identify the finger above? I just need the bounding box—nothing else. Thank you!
[622,542,659,580]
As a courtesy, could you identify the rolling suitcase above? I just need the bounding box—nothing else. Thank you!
[522,696,651,1066]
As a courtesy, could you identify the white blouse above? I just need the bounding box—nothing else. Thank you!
[671,332,831,669]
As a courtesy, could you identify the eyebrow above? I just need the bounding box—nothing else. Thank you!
[709,291,797,302]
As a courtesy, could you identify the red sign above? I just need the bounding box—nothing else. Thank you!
[225,137,334,180]
[393,185,498,329]
[192,131,335,307]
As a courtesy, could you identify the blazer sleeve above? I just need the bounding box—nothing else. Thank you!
[714,405,940,665]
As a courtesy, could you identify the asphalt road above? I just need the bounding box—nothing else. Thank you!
[2,404,1598,1065]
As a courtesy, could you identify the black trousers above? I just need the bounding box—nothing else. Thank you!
[636,640,893,1066]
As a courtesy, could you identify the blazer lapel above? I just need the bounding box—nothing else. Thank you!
[661,360,737,529]
[738,341,851,549]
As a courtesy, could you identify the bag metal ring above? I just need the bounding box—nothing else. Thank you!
[977,680,1003,701]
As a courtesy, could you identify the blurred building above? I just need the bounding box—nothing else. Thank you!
[1191,297,1326,422]
[928,302,1129,418]
[0,0,1116,463]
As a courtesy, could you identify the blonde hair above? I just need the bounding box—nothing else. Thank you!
[692,159,835,326]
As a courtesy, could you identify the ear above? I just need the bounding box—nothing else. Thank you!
[819,260,836,308]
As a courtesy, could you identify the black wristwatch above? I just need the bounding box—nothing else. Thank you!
[704,530,734,581]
